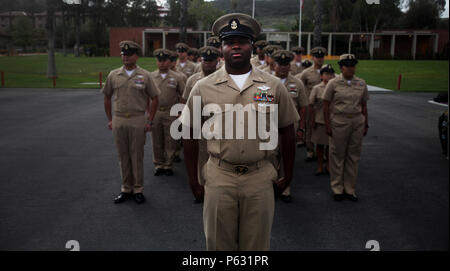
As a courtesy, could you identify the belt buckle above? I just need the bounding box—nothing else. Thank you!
[234,165,248,175]
[125,112,130,118]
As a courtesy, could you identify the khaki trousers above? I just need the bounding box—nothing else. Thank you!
[203,158,278,251]
[112,116,146,193]
[151,110,177,169]
[329,114,365,195]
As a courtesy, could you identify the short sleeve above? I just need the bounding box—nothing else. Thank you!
[277,82,300,128]
[299,70,307,86]
[309,86,317,105]
[182,76,194,100]
[180,83,201,128]
[177,74,186,96]
[323,80,335,102]
[297,80,309,107]
[145,73,161,98]
[361,83,369,102]
[101,72,114,97]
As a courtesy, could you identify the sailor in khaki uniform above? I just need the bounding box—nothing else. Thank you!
[175,43,196,78]
[102,41,160,204]
[187,47,200,63]
[181,13,299,251]
[289,46,305,76]
[250,40,269,67]
[296,46,327,161]
[151,49,186,176]
[309,64,335,176]
[323,54,369,202]
[260,45,283,74]
[271,50,308,203]
[193,36,224,74]
[169,51,188,83]
[182,46,220,203]
[168,50,187,162]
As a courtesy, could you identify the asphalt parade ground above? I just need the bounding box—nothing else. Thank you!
[0,88,448,251]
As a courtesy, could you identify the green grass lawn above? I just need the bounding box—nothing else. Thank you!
[0,54,448,92]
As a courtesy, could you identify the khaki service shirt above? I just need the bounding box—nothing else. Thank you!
[323,74,369,115]
[150,69,186,109]
[180,66,299,165]
[290,61,304,76]
[183,71,205,101]
[102,65,160,116]
[296,66,322,97]
[176,60,196,78]
[282,74,309,109]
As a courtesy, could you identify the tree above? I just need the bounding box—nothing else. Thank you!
[12,17,36,52]
[188,0,224,30]
[179,0,188,42]
[313,0,323,46]
[46,0,57,78]
[404,0,446,29]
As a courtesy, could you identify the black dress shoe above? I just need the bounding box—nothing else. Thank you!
[174,155,181,162]
[280,195,292,203]
[165,168,174,176]
[154,168,165,176]
[114,192,132,204]
[333,194,344,202]
[345,193,358,202]
[133,193,146,204]
[194,198,204,204]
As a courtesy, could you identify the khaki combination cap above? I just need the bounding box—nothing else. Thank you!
[168,50,179,61]
[119,40,142,56]
[254,40,269,49]
[320,64,335,74]
[338,53,358,66]
[187,47,199,56]
[207,36,221,48]
[153,48,172,60]
[263,45,283,56]
[199,46,220,61]
[302,59,312,68]
[212,13,261,41]
[291,46,305,55]
[175,42,190,52]
[310,46,327,58]
[272,50,294,65]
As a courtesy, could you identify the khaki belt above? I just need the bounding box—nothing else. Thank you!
[336,113,361,119]
[114,111,144,118]
[209,156,263,175]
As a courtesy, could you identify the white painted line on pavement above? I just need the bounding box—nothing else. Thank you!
[367,85,392,92]
[428,100,448,107]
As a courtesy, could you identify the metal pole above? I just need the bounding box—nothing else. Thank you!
[252,0,255,18]
[298,0,302,46]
